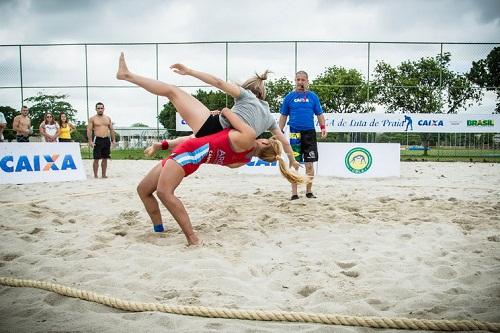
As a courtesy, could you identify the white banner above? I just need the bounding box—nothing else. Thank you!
[177,113,500,133]
[317,143,400,178]
[238,143,400,178]
[0,143,86,184]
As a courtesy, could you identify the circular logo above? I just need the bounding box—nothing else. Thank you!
[345,147,372,174]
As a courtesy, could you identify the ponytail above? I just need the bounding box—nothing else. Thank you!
[241,70,272,100]
[257,137,311,185]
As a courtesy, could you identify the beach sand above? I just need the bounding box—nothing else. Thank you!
[0,160,499,332]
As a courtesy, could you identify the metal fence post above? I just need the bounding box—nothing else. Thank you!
[19,45,23,108]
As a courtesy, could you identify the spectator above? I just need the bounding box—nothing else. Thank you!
[0,111,6,142]
[58,112,76,142]
[39,112,60,142]
[12,106,32,142]
[87,102,116,178]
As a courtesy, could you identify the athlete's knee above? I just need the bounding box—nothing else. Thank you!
[136,183,147,198]
[156,187,175,203]
[160,84,179,99]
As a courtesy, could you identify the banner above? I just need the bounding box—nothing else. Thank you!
[177,113,500,133]
[316,143,400,178]
[238,143,400,178]
[0,143,86,184]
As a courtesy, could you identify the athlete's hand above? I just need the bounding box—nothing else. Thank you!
[144,143,160,157]
[89,141,95,148]
[290,159,300,170]
[320,128,327,139]
[170,63,190,75]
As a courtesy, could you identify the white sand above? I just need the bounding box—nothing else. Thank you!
[0,160,499,332]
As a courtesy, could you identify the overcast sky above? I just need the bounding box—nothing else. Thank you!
[0,0,499,126]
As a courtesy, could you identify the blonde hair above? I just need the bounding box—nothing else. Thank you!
[256,136,311,185]
[241,70,271,100]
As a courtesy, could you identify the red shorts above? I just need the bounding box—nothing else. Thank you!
[162,141,210,177]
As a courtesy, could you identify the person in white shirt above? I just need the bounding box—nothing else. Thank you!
[0,111,6,142]
[39,112,60,142]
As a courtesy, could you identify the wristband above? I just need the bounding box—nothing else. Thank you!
[161,140,169,150]
[153,224,164,232]
[319,124,326,130]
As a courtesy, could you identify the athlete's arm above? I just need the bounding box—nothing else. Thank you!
[222,108,256,151]
[170,63,241,98]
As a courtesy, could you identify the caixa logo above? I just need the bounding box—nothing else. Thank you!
[0,154,77,173]
[417,120,444,126]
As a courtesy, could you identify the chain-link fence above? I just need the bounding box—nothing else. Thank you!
[1,41,499,161]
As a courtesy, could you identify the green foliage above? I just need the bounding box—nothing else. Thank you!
[23,92,78,129]
[467,46,500,113]
[158,89,233,135]
[312,66,374,113]
[130,123,149,127]
[65,121,87,143]
[372,52,483,155]
[0,105,18,141]
[373,52,482,114]
[265,77,293,112]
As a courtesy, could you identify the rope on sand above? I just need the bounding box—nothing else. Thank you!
[1,277,499,332]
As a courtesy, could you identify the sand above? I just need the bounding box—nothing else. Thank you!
[0,160,499,332]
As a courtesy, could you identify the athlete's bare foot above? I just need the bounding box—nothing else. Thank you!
[102,175,108,179]
[116,52,131,80]
[188,239,204,248]
[186,234,202,247]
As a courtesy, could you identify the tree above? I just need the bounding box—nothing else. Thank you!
[72,120,87,143]
[312,66,374,113]
[265,77,293,113]
[158,89,233,136]
[131,122,149,127]
[373,52,483,154]
[0,106,18,141]
[467,46,500,113]
[23,92,78,130]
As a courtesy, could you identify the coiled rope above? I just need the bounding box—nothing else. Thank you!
[1,277,499,331]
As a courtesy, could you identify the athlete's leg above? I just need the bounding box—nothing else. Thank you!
[137,163,163,228]
[155,159,201,246]
[117,53,209,133]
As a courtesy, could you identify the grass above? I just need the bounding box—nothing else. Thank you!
[80,148,166,160]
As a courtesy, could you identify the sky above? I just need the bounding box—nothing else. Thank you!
[0,0,499,126]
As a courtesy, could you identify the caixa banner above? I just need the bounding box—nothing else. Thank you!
[176,113,500,133]
[0,143,86,184]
